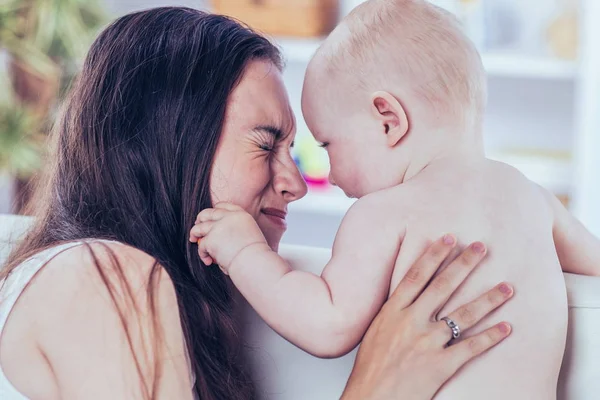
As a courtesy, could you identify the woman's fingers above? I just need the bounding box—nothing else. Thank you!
[415,242,487,317]
[433,282,514,344]
[390,234,457,309]
[443,322,512,375]
[448,282,514,331]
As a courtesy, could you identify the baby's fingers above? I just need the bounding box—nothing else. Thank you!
[189,221,214,243]
[214,202,242,211]
[195,208,227,224]
[197,238,214,266]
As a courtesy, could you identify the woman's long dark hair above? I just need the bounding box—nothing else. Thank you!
[2,7,282,399]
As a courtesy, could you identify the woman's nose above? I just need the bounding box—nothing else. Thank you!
[273,157,308,202]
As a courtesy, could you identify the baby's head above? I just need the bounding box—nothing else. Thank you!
[302,0,487,198]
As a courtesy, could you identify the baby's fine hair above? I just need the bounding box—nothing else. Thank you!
[320,0,487,131]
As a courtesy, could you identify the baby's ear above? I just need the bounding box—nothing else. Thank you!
[370,91,409,147]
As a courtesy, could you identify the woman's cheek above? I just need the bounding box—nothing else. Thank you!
[224,167,267,209]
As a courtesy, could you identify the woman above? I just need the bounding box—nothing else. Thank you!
[0,7,512,400]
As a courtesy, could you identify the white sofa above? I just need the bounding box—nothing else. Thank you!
[1,214,599,399]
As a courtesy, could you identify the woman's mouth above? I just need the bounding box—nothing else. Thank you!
[261,208,287,228]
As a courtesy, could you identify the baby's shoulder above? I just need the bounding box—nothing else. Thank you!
[347,186,416,223]
[334,189,411,249]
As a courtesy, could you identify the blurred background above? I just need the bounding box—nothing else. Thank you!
[1,0,599,248]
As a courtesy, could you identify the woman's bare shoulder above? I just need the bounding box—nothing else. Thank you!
[10,240,192,399]
[23,240,175,317]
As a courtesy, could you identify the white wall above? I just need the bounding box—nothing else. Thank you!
[89,0,599,247]
[571,0,600,237]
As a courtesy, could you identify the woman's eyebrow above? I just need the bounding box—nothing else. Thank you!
[255,125,284,139]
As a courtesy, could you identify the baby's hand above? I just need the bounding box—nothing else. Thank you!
[189,203,269,273]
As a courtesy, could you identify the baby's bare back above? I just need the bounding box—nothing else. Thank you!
[386,159,568,399]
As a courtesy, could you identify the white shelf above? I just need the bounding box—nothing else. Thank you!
[482,52,577,80]
[275,38,578,80]
[290,154,572,216]
[487,151,573,194]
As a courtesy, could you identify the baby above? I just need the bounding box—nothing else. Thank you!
[191,0,600,398]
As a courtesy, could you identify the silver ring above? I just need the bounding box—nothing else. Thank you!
[441,317,461,340]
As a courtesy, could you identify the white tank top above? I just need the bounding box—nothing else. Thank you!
[0,241,85,399]
[0,240,197,399]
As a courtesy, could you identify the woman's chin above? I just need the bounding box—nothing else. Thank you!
[258,220,285,252]
[262,231,283,252]
[266,236,281,252]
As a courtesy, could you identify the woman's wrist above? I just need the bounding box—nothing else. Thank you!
[341,380,371,400]
[340,370,362,400]
[340,352,401,400]
[341,378,396,400]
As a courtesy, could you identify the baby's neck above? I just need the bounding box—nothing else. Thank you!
[402,135,484,183]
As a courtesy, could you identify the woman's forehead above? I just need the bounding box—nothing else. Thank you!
[226,60,295,134]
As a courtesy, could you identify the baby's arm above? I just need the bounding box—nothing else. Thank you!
[195,198,404,358]
[542,187,600,276]
[278,245,332,273]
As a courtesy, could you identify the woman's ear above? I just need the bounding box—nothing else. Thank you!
[371,91,409,147]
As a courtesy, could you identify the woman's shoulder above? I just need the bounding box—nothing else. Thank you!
[24,239,178,327]
[6,239,192,398]
[21,240,171,300]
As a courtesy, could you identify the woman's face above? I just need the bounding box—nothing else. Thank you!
[211,60,307,251]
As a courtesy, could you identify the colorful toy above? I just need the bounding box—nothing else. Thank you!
[293,133,330,187]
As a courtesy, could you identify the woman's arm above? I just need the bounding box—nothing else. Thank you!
[31,242,193,400]
[342,237,513,400]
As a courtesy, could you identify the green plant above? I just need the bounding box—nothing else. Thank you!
[1,0,106,73]
[0,62,43,178]
[0,102,43,178]
[0,0,106,179]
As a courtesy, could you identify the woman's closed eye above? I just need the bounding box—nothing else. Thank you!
[318,142,329,149]
[252,125,287,153]
[261,139,294,155]
[250,128,276,153]
[259,142,274,151]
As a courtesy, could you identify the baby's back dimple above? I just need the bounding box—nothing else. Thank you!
[391,162,568,399]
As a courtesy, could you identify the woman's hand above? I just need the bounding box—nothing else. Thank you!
[341,236,513,400]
